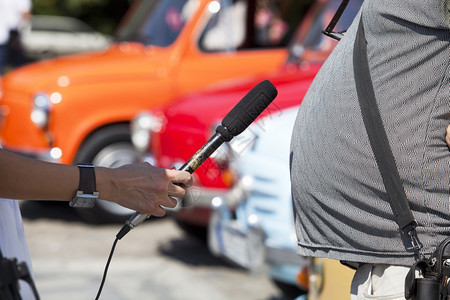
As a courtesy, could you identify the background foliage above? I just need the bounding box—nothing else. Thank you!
[31,0,132,35]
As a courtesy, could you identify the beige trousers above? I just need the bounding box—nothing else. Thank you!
[350,264,410,300]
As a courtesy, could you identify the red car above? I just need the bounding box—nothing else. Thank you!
[131,0,362,230]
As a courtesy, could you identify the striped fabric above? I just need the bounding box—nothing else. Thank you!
[290,0,450,266]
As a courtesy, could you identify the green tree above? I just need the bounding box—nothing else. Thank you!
[32,0,131,35]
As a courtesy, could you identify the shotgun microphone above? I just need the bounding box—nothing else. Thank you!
[116,80,278,239]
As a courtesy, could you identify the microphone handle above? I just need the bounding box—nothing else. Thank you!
[178,132,226,173]
[117,132,227,239]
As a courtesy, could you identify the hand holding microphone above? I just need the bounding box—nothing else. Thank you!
[95,163,193,217]
[116,80,278,239]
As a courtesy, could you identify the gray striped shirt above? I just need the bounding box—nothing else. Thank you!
[290,0,450,266]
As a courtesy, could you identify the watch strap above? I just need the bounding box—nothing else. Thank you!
[77,164,96,194]
[69,163,98,208]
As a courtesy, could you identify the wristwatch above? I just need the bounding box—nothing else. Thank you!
[69,163,98,208]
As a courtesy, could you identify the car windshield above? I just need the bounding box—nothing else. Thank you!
[198,0,312,53]
[31,16,96,33]
[287,0,363,63]
[115,0,200,47]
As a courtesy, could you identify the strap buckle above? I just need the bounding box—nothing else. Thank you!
[407,228,424,260]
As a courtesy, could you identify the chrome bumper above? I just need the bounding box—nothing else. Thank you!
[5,147,61,163]
[207,179,305,273]
[166,186,228,213]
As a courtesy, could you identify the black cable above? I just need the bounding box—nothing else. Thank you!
[95,237,119,300]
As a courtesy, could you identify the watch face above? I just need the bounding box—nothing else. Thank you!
[72,198,95,208]
[69,192,98,208]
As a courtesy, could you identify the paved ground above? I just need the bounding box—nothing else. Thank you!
[20,201,294,300]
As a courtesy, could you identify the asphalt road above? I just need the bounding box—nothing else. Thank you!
[20,201,293,300]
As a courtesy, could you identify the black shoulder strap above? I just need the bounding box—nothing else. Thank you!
[352,17,422,254]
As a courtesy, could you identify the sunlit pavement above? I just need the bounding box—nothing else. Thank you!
[21,201,290,300]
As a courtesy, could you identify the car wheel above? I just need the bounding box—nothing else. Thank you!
[175,219,208,241]
[273,279,307,299]
[73,124,140,224]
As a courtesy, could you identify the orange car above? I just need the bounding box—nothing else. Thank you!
[0,0,310,222]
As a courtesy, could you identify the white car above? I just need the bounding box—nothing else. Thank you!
[208,106,309,298]
[21,15,111,60]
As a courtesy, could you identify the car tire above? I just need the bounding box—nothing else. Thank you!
[174,219,208,241]
[273,279,306,299]
[73,123,140,224]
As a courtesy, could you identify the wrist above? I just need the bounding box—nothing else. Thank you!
[94,166,116,202]
[69,164,98,208]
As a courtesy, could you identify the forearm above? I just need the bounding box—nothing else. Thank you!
[0,149,193,216]
[0,149,78,200]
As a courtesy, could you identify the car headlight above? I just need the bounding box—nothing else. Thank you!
[30,93,51,129]
[130,112,164,153]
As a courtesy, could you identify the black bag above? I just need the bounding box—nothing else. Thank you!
[405,237,450,300]
[0,249,40,300]
[353,16,448,300]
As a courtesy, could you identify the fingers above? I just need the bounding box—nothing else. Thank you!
[103,163,193,216]
[152,170,191,216]
[168,182,189,199]
[166,169,193,188]
[138,195,177,217]
[152,205,167,217]
[152,197,178,217]
[163,195,178,208]
[141,167,191,215]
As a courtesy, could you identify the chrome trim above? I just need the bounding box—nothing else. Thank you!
[130,112,160,153]
[266,246,305,266]
[31,93,51,129]
[5,147,61,163]
[181,187,228,208]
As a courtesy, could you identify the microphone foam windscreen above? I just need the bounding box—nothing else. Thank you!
[221,80,277,137]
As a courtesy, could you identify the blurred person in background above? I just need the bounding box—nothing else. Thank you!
[0,0,32,74]
[0,147,192,298]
